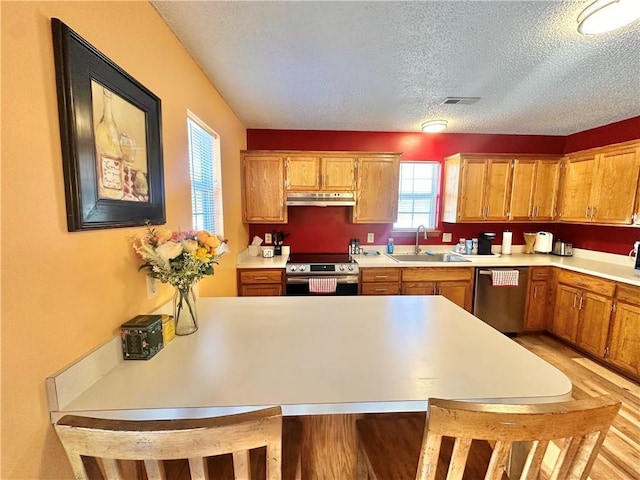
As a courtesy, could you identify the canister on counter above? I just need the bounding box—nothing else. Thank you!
[161,314,175,344]
[121,314,164,360]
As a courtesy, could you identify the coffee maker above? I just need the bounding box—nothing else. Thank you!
[478,232,496,255]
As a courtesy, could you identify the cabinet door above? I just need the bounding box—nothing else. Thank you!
[242,155,287,223]
[532,160,560,220]
[551,284,581,343]
[321,156,356,191]
[524,280,549,331]
[558,154,597,222]
[484,159,512,221]
[459,159,487,221]
[402,281,437,295]
[576,292,612,358]
[607,301,640,377]
[286,156,320,191]
[354,155,400,223]
[240,284,283,296]
[591,146,640,224]
[509,159,536,221]
[438,280,472,311]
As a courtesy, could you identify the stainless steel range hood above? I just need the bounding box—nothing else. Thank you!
[286,192,355,207]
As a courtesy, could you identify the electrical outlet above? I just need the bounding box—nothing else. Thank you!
[146,275,159,298]
[265,233,272,244]
[367,233,375,243]
[442,232,452,243]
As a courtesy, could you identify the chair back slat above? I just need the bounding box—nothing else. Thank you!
[485,440,510,480]
[520,439,548,479]
[418,433,443,480]
[446,437,471,480]
[144,459,167,480]
[55,406,284,480]
[232,450,251,480]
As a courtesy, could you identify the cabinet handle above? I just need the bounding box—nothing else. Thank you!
[533,286,537,299]
[536,205,540,217]
[531,205,535,218]
[572,294,577,309]
[591,205,596,219]
[604,346,610,358]
[374,275,388,279]
[374,288,388,292]
[253,276,269,280]
[585,206,590,218]
[578,296,584,310]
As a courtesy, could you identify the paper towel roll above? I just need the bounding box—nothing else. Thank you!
[502,231,513,255]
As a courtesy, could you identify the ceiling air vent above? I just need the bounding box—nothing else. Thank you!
[441,97,481,105]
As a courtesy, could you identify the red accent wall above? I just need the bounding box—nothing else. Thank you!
[247,117,640,255]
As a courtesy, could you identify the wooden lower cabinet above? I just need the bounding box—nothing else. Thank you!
[401,267,473,311]
[524,267,553,331]
[237,269,284,296]
[607,283,640,378]
[551,270,615,359]
[360,268,401,295]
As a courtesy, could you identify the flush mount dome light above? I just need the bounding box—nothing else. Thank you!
[421,120,448,133]
[577,0,640,35]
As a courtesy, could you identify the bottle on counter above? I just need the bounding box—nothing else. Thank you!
[387,237,394,254]
[456,238,466,254]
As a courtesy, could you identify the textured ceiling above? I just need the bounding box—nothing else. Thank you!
[151,1,640,136]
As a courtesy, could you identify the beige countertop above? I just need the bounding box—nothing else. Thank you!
[47,296,571,422]
[237,244,640,287]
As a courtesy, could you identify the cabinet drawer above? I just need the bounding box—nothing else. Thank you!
[530,267,552,281]
[557,270,615,297]
[402,267,473,282]
[616,283,640,305]
[361,283,401,295]
[361,268,401,283]
[240,284,283,296]
[238,269,283,284]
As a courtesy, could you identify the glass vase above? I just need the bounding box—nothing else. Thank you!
[173,285,198,335]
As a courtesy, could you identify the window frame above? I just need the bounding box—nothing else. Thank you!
[393,160,441,233]
[186,111,224,237]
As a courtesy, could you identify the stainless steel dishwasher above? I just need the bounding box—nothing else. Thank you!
[473,267,529,334]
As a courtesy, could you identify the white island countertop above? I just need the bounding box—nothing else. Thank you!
[48,296,571,423]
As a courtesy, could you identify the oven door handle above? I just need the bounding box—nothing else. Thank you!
[286,276,359,285]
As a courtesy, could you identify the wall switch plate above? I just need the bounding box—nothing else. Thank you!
[442,233,452,243]
[265,233,272,244]
[367,233,375,243]
[146,275,159,298]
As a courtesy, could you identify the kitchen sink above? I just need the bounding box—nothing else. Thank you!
[387,253,471,263]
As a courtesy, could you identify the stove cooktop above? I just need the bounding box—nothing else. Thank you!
[286,252,358,275]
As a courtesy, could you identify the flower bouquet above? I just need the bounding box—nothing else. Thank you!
[133,225,229,335]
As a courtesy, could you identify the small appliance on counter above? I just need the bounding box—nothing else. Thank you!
[534,231,553,253]
[552,240,573,257]
[477,232,496,255]
[523,232,537,254]
[634,240,640,276]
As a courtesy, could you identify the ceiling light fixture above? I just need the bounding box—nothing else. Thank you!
[421,120,448,133]
[577,0,640,35]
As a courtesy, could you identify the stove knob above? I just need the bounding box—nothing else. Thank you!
[299,265,306,272]
[348,265,354,271]
[289,265,297,272]
[339,265,346,271]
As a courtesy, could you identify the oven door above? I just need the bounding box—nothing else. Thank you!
[286,275,359,296]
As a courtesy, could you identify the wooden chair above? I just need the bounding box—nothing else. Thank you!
[55,406,303,480]
[356,396,620,480]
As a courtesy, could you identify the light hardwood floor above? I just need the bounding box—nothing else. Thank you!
[515,334,640,480]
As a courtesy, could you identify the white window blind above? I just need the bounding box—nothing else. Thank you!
[187,112,223,236]
[394,161,440,230]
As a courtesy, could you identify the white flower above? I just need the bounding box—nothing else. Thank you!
[182,239,199,253]
[155,241,183,263]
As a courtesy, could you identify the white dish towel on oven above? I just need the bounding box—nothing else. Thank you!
[309,277,338,294]
[491,270,519,287]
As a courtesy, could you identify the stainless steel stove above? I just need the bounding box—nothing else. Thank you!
[285,253,359,295]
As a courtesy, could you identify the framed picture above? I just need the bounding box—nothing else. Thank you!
[51,18,165,231]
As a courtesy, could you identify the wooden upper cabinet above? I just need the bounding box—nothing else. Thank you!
[559,142,640,225]
[443,154,512,222]
[353,154,400,223]
[286,155,356,192]
[241,153,287,223]
[510,158,560,221]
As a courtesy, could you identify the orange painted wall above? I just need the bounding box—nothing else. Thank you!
[1,2,247,478]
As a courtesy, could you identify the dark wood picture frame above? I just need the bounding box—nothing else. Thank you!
[51,18,165,231]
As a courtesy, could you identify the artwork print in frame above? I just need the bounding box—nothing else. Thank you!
[51,18,165,231]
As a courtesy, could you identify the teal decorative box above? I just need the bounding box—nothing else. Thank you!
[121,314,164,360]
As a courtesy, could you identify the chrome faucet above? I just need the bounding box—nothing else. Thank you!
[415,225,427,254]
